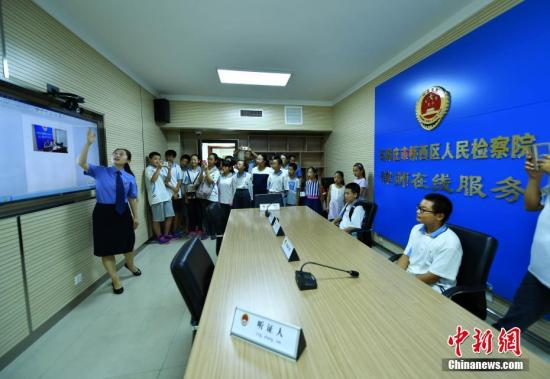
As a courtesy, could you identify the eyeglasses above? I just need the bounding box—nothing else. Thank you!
[416,205,435,214]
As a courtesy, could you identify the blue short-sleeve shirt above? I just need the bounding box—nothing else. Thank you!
[84,164,138,204]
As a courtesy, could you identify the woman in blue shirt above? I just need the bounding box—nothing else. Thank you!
[78,129,140,294]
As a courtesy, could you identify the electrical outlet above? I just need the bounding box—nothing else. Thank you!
[74,273,83,286]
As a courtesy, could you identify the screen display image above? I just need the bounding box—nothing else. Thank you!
[32,124,69,153]
[0,94,101,204]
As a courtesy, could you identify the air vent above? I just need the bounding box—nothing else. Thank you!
[240,109,263,118]
[285,106,303,125]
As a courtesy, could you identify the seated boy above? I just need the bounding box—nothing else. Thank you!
[395,193,463,293]
[332,183,365,235]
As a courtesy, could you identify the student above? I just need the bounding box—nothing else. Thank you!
[327,171,345,221]
[179,154,191,234]
[494,153,550,332]
[280,154,289,176]
[145,152,175,244]
[233,147,257,172]
[288,154,302,177]
[353,162,368,200]
[233,159,253,209]
[216,158,237,234]
[267,157,288,199]
[286,163,301,206]
[304,167,323,215]
[332,183,365,235]
[395,193,463,294]
[251,153,273,201]
[78,129,140,295]
[165,150,184,238]
[184,154,203,237]
[198,153,221,240]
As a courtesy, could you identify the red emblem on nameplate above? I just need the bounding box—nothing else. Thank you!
[415,86,450,131]
[241,313,249,326]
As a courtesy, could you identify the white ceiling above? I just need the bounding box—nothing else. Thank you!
[33,0,492,105]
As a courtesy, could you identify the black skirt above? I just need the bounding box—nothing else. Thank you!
[92,203,135,257]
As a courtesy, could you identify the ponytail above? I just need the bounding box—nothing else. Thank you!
[123,162,134,177]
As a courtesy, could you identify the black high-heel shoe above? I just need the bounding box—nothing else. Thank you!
[111,283,124,295]
[124,263,142,276]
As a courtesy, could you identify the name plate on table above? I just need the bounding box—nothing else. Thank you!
[281,236,299,262]
[230,307,307,361]
[272,221,285,236]
[260,203,280,212]
[268,213,278,225]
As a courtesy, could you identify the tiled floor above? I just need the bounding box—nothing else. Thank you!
[0,237,218,379]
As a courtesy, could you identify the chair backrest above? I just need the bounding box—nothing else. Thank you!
[361,201,377,230]
[254,193,284,208]
[351,201,377,230]
[170,238,215,325]
[448,224,498,287]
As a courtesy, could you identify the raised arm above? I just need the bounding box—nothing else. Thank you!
[78,129,95,171]
[524,154,544,211]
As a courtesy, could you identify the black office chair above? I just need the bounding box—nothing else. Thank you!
[355,201,378,247]
[388,224,498,320]
[170,238,215,332]
[254,193,284,208]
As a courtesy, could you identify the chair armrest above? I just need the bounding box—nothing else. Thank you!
[388,253,403,262]
[442,285,487,298]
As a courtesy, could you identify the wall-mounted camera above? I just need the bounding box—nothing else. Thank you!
[46,83,85,114]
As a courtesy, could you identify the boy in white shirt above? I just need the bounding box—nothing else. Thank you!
[145,152,175,244]
[267,156,288,196]
[332,183,365,236]
[286,163,301,206]
[396,193,463,293]
[165,150,184,238]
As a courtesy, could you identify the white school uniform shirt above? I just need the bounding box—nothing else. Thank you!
[267,170,288,193]
[168,162,184,198]
[218,173,236,205]
[234,172,253,198]
[204,167,221,202]
[528,183,550,288]
[404,224,463,293]
[286,176,301,205]
[183,167,202,193]
[339,201,366,231]
[144,165,171,205]
[252,166,274,175]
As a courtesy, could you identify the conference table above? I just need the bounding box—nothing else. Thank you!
[183,206,549,378]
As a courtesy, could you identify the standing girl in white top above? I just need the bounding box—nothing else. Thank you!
[327,171,345,221]
[198,153,220,240]
[353,162,368,200]
[216,158,237,234]
[184,154,203,238]
[233,159,253,208]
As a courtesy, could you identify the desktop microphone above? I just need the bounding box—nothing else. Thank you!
[295,262,360,290]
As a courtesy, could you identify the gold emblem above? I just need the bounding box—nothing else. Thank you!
[415,86,450,131]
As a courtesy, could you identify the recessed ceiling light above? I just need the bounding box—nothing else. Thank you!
[217,69,291,87]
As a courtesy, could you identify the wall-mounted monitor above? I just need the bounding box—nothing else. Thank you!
[0,80,105,216]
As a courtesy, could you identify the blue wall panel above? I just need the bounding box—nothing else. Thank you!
[374,0,550,301]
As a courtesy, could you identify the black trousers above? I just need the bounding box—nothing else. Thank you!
[187,197,202,232]
[493,271,550,332]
